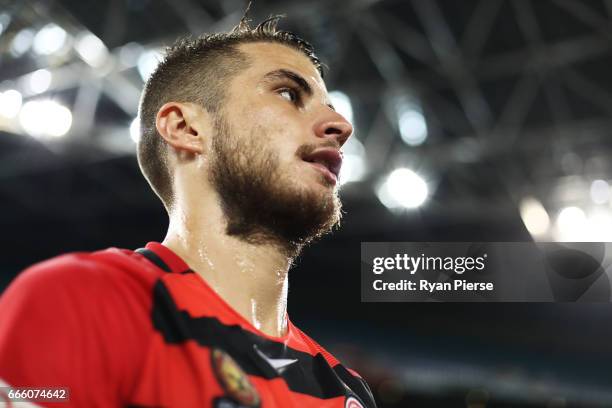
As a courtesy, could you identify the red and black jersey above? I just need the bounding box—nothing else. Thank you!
[0,242,376,408]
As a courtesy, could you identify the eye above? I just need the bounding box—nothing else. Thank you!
[278,88,300,104]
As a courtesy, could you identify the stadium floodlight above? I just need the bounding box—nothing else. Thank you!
[10,28,35,57]
[75,32,109,67]
[391,94,427,146]
[33,23,68,56]
[519,197,550,237]
[590,179,610,205]
[555,206,586,241]
[398,108,427,146]
[19,100,72,138]
[0,90,23,118]
[377,167,428,209]
[28,69,52,94]
[329,90,353,124]
[586,210,612,242]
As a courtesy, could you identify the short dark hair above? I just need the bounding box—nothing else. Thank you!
[137,15,323,209]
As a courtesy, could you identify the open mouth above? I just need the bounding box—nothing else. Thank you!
[302,148,343,184]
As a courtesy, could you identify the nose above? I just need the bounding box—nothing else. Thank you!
[313,110,353,147]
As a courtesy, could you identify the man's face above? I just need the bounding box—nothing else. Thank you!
[207,42,353,249]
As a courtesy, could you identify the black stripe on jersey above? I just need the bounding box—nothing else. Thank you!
[333,365,377,408]
[136,247,195,274]
[151,280,376,407]
[135,248,172,273]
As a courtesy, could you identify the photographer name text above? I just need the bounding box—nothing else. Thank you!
[371,253,493,292]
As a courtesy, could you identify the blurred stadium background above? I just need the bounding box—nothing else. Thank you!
[2,0,612,406]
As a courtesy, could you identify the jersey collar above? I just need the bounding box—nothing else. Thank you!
[144,242,191,274]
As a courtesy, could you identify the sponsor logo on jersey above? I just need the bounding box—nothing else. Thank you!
[345,395,365,408]
[253,345,298,374]
[211,348,260,407]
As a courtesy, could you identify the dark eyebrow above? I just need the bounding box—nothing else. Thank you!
[262,69,313,97]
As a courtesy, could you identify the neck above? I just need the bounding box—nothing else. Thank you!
[162,199,296,338]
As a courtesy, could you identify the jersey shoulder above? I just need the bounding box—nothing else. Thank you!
[2,246,164,318]
[0,247,160,405]
[11,247,162,291]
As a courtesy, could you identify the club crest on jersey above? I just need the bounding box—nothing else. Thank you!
[211,348,260,407]
[345,395,365,408]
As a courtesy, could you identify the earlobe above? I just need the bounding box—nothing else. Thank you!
[155,102,205,154]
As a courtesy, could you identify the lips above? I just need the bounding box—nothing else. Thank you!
[302,148,343,182]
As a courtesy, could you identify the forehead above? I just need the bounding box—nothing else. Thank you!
[236,42,326,91]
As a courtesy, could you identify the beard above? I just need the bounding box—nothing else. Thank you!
[208,113,342,253]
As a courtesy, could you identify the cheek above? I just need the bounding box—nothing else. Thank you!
[235,98,286,125]
[255,121,304,157]
[230,102,308,160]
[243,100,306,135]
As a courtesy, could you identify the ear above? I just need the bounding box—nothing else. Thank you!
[155,102,210,154]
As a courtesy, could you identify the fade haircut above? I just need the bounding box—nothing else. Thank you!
[137,14,323,210]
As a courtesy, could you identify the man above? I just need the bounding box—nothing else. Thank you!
[0,14,376,408]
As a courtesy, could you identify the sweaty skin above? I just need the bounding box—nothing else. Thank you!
[158,42,353,338]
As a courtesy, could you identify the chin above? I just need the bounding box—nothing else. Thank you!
[275,178,342,237]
